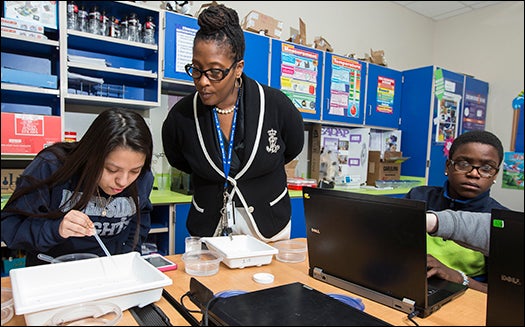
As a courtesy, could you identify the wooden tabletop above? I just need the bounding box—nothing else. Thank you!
[2,239,486,326]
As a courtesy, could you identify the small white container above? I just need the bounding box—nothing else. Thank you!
[10,252,172,326]
[202,235,278,269]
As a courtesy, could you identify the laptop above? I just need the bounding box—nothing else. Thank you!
[302,187,467,318]
[486,208,524,326]
[204,282,392,326]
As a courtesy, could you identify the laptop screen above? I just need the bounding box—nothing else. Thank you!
[303,187,429,310]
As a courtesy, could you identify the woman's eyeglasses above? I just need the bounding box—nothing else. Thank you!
[449,160,499,178]
[185,61,238,81]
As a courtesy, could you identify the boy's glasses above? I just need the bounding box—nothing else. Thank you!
[449,160,499,178]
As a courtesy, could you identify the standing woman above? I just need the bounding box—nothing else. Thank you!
[162,4,304,242]
[1,108,154,266]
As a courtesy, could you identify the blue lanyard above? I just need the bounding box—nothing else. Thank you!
[213,106,238,188]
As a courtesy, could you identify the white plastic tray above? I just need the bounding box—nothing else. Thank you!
[10,252,172,326]
[202,235,278,269]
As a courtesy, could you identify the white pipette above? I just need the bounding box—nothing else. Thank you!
[93,228,111,257]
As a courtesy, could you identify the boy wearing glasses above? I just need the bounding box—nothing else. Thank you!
[405,130,507,293]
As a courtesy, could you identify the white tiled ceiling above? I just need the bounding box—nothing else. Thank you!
[393,1,503,21]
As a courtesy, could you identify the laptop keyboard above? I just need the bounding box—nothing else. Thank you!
[428,286,439,296]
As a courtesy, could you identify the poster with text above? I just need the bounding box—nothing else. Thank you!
[502,152,524,190]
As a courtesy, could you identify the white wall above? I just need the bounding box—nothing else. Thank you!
[432,2,524,212]
[162,1,523,211]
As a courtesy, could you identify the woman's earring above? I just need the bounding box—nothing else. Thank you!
[235,77,243,89]
[493,179,497,184]
[444,171,448,176]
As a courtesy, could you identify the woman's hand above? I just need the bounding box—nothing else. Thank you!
[59,210,95,238]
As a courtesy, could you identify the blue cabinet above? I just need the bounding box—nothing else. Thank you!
[364,63,403,129]
[174,203,191,254]
[290,197,307,238]
[400,66,488,186]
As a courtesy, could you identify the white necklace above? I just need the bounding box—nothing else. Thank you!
[215,105,236,115]
[96,188,113,217]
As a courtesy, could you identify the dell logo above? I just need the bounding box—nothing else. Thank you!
[500,274,521,285]
[310,228,320,234]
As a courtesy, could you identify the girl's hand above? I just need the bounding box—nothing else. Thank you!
[59,210,95,238]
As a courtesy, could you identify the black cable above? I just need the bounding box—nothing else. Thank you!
[162,289,201,326]
[407,310,420,326]
[202,296,220,326]
[180,292,204,314]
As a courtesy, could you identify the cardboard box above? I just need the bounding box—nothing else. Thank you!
[241,10,283,39]
[314,36,333,52]
[367,151,409,185]
[1,112,61,154]
[289,18,311,46]
[308,123,322,181]
[1,169,24,195]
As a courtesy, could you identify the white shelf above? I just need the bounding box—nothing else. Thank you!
[1,83,60,96]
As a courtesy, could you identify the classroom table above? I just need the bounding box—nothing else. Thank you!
[2,239,486,326]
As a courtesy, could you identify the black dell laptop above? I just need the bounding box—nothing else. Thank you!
[302,187,467,318]
[486,208,524,326]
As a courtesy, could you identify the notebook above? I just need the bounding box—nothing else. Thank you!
[302,187,467,318]
[486,208,524,326]
[205,282,392,326]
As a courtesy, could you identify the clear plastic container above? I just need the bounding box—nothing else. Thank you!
[119,16,128,40]
[45,301,122,326]
[142,16,156,44]
[1,287,14,325]
[88,6,101,35]
[127,13,140,42]
[52,253,99,263]
[182,249,222,276]
[67,1,78,30]
[100,10,110,36]
[77,5,88,32]
[272,239,307,263]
